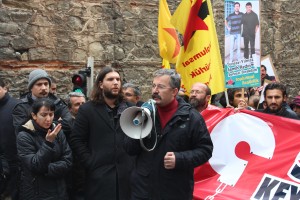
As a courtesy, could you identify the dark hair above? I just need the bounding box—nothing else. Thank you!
[90,66,123,104]
[31,98,55,115]
[246,2,252,6]
[227,88,250,106]
[0,78,5,87]
[261,65,267,71]
[263,82,287,98]
[122,83,142,96]
[234,2,240,6]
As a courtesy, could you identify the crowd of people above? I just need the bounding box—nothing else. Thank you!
[0,65,299,200]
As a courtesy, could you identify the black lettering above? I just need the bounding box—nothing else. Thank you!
[254,177,279,199]
[273,182,290,200]
[290,185,300,200]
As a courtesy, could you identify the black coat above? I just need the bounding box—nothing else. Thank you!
[70,101,134,200]
[12,93,72,136]
[0,93,20,168]
[0,145,9,193]
[124,98,213,200]
[17,120,72,200]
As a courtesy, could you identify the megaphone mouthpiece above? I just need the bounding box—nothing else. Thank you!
[120,99,158,151]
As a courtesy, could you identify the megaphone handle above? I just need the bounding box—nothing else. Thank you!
[140,131,157,152]
[140,102,157,152]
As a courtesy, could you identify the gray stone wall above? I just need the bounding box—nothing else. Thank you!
[0,0,299,100]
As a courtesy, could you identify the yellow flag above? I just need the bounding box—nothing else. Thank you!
[171,0,225,95]
[162,58,171,69]
[158,0,180,66]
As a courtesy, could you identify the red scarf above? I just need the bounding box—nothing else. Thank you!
[157,98,178,129]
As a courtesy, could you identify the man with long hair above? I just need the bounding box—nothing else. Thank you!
[70,66,134,200]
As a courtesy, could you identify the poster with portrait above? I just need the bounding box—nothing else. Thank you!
[261,54,279,82]
[224,0,261,88]
[258,54,279,105]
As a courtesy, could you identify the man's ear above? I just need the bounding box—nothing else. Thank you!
[283,95,287,102]
[173,88,179,97]
[136,96,140,101]
[206,95,211,103]
[99,81,103,89]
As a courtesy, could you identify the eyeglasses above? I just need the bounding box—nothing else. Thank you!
[152,84,172,90]
[124,93,135,97]
[190,90,205,95]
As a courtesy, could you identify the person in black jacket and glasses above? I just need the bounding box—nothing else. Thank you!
[16,98,72,200]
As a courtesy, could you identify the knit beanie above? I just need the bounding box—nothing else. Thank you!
[28,69,52,90]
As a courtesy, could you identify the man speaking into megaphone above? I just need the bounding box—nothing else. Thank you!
[123,69,213,200]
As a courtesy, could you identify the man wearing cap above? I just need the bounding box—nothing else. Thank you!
[12,69,72,135]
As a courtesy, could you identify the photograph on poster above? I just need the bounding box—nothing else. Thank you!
[224,0,260,65]
[261,54,279,85]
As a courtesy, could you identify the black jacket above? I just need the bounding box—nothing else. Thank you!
[259,105,299,120]
[124,98,213,200]
[0,146,9,176]
[70,101,134,200]
[12,93,73,136]
[17,120,72,200]
[0,145,9,194]
[0,93,20,169]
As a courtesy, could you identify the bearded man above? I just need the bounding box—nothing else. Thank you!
[259,82,299,120]
[70,66,134,200]
[189,82,217,113]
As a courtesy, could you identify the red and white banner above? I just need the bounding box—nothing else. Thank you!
[194,108,300,200]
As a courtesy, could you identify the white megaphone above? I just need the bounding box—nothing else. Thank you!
[120,100,156,139]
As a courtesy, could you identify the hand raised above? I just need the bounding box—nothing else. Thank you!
[45,123,62,143]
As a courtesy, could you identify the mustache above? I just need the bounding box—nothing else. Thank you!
[152,93,161,100]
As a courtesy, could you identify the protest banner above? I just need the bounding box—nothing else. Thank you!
[194,108,300,200]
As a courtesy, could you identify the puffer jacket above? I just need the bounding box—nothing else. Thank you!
[17,120,72,200]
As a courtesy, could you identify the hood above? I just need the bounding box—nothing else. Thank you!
[22,120,35,132]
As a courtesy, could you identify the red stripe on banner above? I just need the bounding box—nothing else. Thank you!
[194,109,300,200]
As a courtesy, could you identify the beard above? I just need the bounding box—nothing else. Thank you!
[266,103,281,113]
[189,97,206,108]
[103,88,120,100]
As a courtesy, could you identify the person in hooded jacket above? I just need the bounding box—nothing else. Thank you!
[16,98,72,200]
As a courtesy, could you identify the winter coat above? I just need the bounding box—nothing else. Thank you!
[12,93,73,136]
[0,93,20,168]
[0,145,9,193]
[17,120,72,200]
[70,101,134,200]
[259,104,299,120]
[124,97,213,200]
